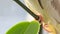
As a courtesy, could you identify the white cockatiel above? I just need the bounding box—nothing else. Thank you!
[24,0,60,34]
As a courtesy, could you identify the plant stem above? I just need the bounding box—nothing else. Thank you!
[14,0,39,20]
[39,25,42,34]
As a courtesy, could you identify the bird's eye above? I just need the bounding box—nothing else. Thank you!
[38,0,44,9]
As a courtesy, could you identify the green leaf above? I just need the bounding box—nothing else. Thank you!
[6,21,40,34]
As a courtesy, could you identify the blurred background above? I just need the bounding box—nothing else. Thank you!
[0,0,48,34]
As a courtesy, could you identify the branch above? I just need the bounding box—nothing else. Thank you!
[14,0,39,20]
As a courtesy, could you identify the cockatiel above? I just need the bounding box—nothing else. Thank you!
[24,0,60,34]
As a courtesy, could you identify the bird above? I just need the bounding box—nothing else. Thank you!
[24,0,60,34]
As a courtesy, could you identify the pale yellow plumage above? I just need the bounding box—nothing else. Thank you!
[24,0,60,34]
[40,0,60,34]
